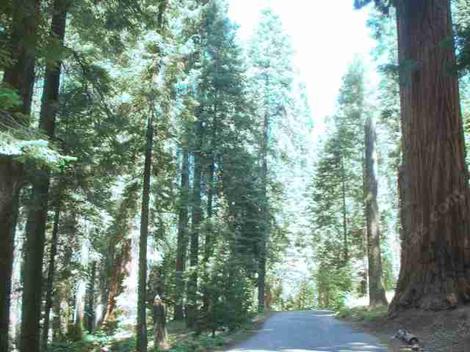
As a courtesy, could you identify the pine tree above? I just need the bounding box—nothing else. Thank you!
[309,61,367,308]
[249,8,295,311]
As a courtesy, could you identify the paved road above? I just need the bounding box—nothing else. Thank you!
[228,310,388,352]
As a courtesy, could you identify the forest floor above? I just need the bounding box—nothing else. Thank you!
[339,305,470,351]
[48,313,270,352]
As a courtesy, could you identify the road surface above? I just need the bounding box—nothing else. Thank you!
[228,310,388,352]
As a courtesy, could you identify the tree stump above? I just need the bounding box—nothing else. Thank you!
[153,296,168,350]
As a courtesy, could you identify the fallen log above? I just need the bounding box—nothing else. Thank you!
[394,329,419,345]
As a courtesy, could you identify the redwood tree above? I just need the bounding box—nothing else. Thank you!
[0,1,40,351]
[355,0,470,311]
[392,0,470,311]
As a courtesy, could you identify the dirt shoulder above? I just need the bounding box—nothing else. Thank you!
[338,306,470,351]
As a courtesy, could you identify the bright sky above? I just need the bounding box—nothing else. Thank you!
[228,0,376,133]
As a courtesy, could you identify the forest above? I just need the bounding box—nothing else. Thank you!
[2,0,470,351]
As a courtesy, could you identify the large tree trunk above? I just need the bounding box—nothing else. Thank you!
[174,149,189,321]
[391,0,470,311]
[258,113,269,312]
[41,206,60,352]
[101,239,132,326]
[0,170,21,352]
[364,116,388,308]
[186,121,203,328]
[99,182,138,327]
[1,1,40,350]
[20,2,67,350]
[136,116,154,352]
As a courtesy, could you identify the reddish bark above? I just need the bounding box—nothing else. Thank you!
[392,0,470,311]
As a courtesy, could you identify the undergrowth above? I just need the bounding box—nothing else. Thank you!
[336,305,388,322]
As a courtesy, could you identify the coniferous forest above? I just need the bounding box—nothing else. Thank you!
[3,0,470,351]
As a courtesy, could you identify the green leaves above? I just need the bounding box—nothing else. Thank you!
[354,0,393,14]
[0,86,21,110]
[0,132,76,170]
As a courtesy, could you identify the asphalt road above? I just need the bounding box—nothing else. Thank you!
[227,310,388,352]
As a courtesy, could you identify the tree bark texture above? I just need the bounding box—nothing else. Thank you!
[392,0,470,311]
[1,1,40,350]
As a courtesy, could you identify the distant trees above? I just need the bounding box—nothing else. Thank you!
[1,0,314,349]
[248,8,296,311]
[309,61,371,308]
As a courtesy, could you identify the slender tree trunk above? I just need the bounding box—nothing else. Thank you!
[187,121,203,328]
[51,296,61,341]
[20,3,67,350]
[72,235,91,341]
[258,113,269,312]
[391,0,470,312]
[136,2,166,345]
[202,102,218,312]
[41,206,60,351]
[364,116,388,308]
[136,115,154,352]
[85,261,96,333]
[205,99,218,258]
[1,1,40,350]
[174,149,189,321]
[340,156,349,264]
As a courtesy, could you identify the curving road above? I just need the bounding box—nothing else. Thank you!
[227,310,388,352]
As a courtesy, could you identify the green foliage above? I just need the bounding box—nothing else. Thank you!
[309,61,368,309]
[337,305,388,322]
[316,264,353,310]
[204,236,253,332]
[353,0,392,14]
[455,0,470,75]
[168,335,225,352]
[0,85,20,109]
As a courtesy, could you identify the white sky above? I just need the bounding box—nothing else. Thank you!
[228,0,376,135]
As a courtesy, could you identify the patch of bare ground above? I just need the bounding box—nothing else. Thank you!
[340,306,470,351]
